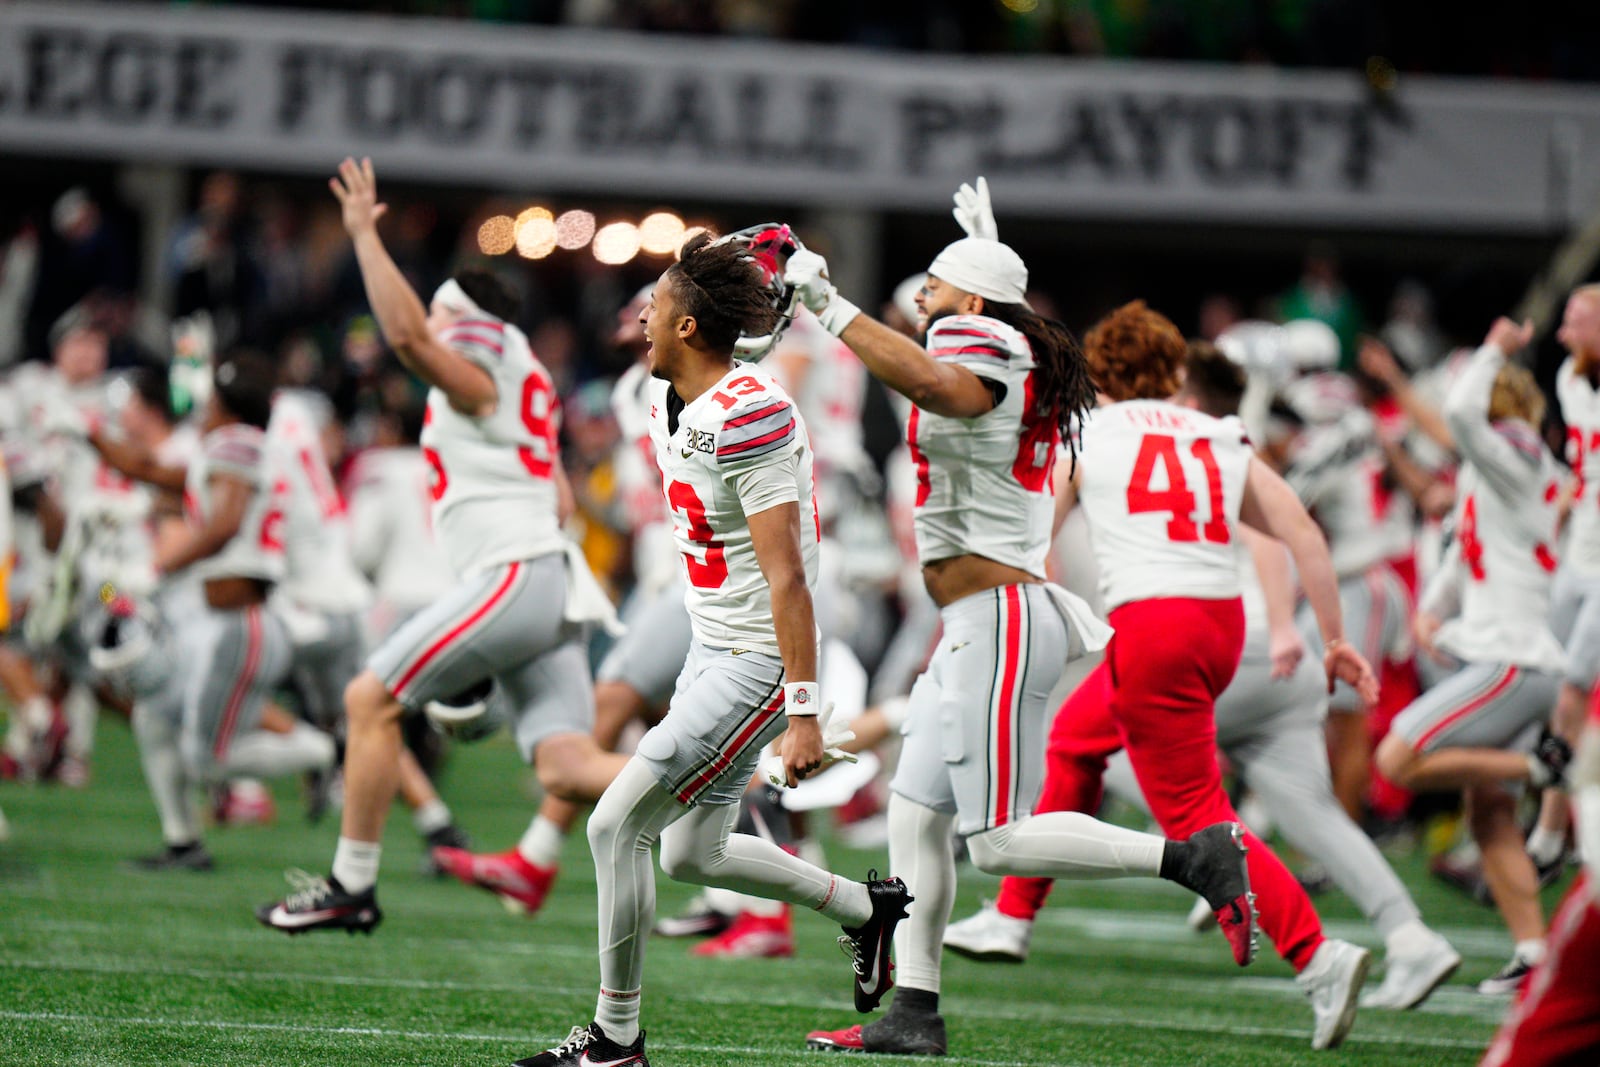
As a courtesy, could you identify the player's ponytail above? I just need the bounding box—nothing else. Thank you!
[983,301,1098,465]
[666,231,782,353]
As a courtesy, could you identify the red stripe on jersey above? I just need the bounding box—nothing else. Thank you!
[444,329,504,355]
[1414,666,1518,751]
[724,401,790,429]
[935,326,1004,339]
[393,564,521,699]
[674,690,786,803]
[907,407,930,508]
[993,586,1022,826]
[716,419,795,457]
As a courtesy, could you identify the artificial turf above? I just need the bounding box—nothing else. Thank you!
[0,719,1553,1066]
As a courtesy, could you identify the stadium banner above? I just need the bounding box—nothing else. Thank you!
[3,1,1600,230]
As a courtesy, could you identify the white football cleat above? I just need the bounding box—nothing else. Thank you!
[942,901,1032,963]
[1296,938,1371,1050]
[1360,932,1460,1010]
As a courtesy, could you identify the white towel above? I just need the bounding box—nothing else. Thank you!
[562,540,625,637]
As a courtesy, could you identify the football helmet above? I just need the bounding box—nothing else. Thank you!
[714,223,805,361]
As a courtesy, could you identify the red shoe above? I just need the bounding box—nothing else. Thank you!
[432,846,557,915]
[805,1024,864,1052]
[692,907,794,958]
[215,781,277,826]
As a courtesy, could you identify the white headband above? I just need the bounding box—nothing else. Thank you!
[926,237,1029,307]
[433,278,484,319]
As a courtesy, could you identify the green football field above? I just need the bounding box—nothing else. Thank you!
[0,720,1556,1066]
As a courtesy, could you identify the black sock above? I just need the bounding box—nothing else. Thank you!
[892,986,939,1016]
[1158,839,1187,883]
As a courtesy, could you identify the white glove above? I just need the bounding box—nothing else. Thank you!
[758,702,858,790]
[784,250,860,338]
[952,176,997,240]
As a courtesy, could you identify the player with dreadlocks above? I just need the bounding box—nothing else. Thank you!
[792,179,1256,1057]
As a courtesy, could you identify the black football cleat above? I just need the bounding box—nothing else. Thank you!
[805,1005,947,1056]
[129,842,214,872]
[419,822,472,877]
[255,871,381,935]
[1171,822,1258,966]
[512,1022,648,1067]
[838,871,913,1013]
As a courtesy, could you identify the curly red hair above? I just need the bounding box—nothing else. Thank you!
[1083,300,1187,402]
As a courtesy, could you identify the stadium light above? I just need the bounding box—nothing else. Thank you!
[593,221,642,265]
[515,206,558,259]
[477,215,516,255]
[556,209,596,250]
[638,212,686,256]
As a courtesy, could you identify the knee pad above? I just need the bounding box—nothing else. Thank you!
[964,825,1014,875]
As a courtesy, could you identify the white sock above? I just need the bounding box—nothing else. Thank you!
[1514,938,1547,965]
[1528,753,1556,789]
[517,814,565,867]
[225,725,335,778]
[885,794,958,995]
[594,986,641,1046]
[738,893,786,919]
[1526,825,1566,867]
[63,685,96,761]
[132,704,199,846]
[966,812,1166,878]
[1384,918,1436,958]
[332,837,382,894]
[412,798,453,837]
[702,885,746,916]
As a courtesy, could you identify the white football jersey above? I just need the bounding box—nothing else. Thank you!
[345,446,454,613]
[908,314,1057,575]
[648,363,820,655]
[420,314,566,579]
[612,361,677,595]
[184,423,284,584]
[1075,401,1253,611]
[1428,344,1566,671]
[1557,356,1600,577]
[1286,407,1408,578]
[267,391,371,613]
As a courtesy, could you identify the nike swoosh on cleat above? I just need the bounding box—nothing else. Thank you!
[578,1053,645,1067]
[857,941,882,994]
[266,906,350,928]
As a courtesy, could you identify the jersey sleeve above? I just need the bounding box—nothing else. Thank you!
[715,397,798,472]
[439,317,509,375]
[924,315,1031,379]
[204,429,267,485]
[727,445,802,516]
[1444,343,1541,501]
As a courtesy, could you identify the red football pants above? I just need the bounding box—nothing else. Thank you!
[1481,875,1600,1067]
[995,596,1325,971]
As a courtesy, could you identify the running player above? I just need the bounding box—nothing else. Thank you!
[946,342,1458,1015]
[512,228,909,1067]
[1376,316,1571,995]
[788,191,1257,1058]
[256,158,620,934]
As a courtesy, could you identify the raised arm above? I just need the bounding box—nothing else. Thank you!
[331,158,496,416]
[1442,318,1539,503]
[785,250,994,418]
[86,427,187,492]
[1240,455,1379,706]
[1358,338,1455,452]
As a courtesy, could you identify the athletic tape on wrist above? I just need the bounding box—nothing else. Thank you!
[784,681,820,716]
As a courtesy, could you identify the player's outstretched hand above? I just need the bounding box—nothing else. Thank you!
[329,157,388,237]
[1484,316,1534,357]
[1324,638,1379,709]
[952,176,997,240]
[777,714,826,788]
[784,249,837,312]
[1356,337,1405,388]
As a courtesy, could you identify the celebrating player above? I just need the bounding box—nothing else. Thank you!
[1376,317,1571,994]
[512,228,906,1067]
[789,183,1257,1057]
[257,158,621,934]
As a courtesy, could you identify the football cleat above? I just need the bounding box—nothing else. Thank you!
[1361,932,1460,1010]
[512,1022,648,1067]
[804,1024,867,1053]
[692,906,794,959]
[838,871,912,1013]
[255,870,381,935]
[420,823,472,877]
[214,779,276,827]
[652,892,733,938]
[1477,951,1539,996]
[1173,822,1257,966]
[129,842,214,872]
[805,1007,948,1056]
[432,845,556,915]
[942,901,1031,963]
[1530,727,1573,788]
[1296,938,1370,1050]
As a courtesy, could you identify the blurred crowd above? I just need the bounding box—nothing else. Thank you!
[180,0,1600,79]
